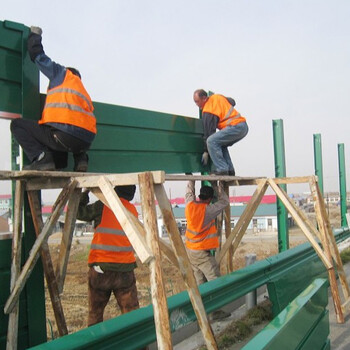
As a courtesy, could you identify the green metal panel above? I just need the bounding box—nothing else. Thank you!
[28,229,349,350]
[0,19,46,350]
[313,134,324,196]
[241,279,329,350]
[338,143,347,227]
[267,253,327,316]
[43,98,209,174]
[272,119,289,251]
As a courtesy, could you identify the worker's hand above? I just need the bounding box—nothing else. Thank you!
[27,26,44,62]
[79,190,90,206]
[201,152,209,166]
[30,26,42,35]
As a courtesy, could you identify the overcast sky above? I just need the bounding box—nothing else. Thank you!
[1,0,350,200]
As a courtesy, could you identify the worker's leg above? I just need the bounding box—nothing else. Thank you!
[87,267,112,326]
[112,271,140,314]
[10,119,55,161]
[186,249,213,284]
[207,122,248,173]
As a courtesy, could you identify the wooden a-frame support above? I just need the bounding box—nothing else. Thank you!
[2,171,350,350]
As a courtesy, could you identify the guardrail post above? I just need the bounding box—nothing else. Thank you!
[272,119,289,251]
[313,134,324,196]
[245,254,257,310]
[338,144,348,228]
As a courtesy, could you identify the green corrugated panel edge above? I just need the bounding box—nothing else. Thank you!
[0,19,46,349]
[241,278,329,350]
[28,228,349,350]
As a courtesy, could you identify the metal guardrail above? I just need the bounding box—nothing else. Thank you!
[28,228,350,350]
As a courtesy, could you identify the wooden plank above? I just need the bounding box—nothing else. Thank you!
[77,171,165,188]
[217,179,269,264]
[154,183,218,350]
[139,172,172,350]
[268,179,332,269]
[27,190,68,336]
[56,188,82,294]
[4,180,77,314]
[97,176,153,264]
[273,176,312,184]
[6,180,24,350]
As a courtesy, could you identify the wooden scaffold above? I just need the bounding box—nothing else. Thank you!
[2,170,350,350]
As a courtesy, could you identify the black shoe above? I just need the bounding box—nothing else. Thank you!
[23,152,56,171]
[74,152,89,172]
[228,170,235,176]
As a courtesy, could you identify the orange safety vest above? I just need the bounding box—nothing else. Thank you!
[202,94,246,130]
[185,201,218,250]
[39,69,97,134]
[88,199,137,265]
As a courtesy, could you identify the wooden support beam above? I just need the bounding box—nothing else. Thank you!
[217,179,269,264]
[97,176,153,264]
[6,181,24,350]
[139,172,173,350]
[27,190,68,336]
[4,180,77,314]
[154,183,218,350]
[223,182,233,273]
[309,176,348,323]
[56,187,82,294]
[309,177,350,302]
[268,179,333,269]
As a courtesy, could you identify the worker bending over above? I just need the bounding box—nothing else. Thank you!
[193,89,248,176]
[11,26,96,171]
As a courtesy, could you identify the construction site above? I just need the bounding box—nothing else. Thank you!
[1,19,350,350]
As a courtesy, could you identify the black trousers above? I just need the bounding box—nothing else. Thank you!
[10,119,90,168]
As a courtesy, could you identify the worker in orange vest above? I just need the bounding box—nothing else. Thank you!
[193,89,248,176]
[185,180,231,320]
[77,185,140,326]
[10,26,96,171]
[185,180,229,283]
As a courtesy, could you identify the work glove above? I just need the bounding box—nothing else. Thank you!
[79,189,90,206]
[201,152,209,166]
[27,26,44,62]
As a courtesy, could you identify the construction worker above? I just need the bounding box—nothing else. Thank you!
[185,180,231,320]
[77,185,140,326]
[193,89,248,176]
[10,26,96,171]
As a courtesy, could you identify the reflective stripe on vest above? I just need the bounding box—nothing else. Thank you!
[88,198,137,264]
[203,94,245,130]
[185,201,219,250]
[39,70,97,134]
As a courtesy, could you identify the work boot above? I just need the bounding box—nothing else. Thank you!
[211,171,229,176]
[23,152,56,171]
[209,309,231,321]
[74,152,89,172]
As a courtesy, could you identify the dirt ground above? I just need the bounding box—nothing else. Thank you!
[45,206,342,339]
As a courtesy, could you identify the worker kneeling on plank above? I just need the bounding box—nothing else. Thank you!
[10,26,96,172]
[193,89,248,176]
[185,179,231,321]
[77,185,141,326]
